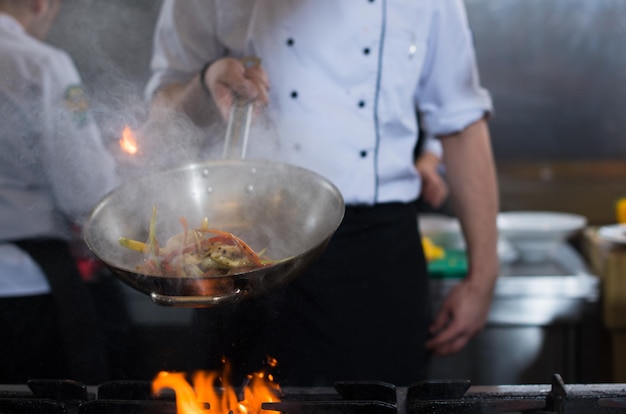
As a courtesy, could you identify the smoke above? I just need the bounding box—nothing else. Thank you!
[41,0,334,280]
[46,0,228,179]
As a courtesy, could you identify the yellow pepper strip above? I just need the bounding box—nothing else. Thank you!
[118,237,147,253]
[422,236,445,262]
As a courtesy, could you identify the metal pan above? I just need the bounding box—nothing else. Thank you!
[83,102,344,307]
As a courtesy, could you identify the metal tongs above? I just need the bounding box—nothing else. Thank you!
[222,57,260,160]
[151,57,262,307]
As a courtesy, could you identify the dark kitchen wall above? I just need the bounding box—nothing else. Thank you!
[463,0,626,224]
[467,0,626,162]
[49,0,160,92]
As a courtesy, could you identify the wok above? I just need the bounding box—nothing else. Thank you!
[84,101,344,307]
[84,160,344,307]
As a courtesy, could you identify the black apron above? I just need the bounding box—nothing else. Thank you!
[190,202,432,386]
[14,238,110,383]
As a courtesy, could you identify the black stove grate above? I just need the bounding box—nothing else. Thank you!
[0,374,624,413]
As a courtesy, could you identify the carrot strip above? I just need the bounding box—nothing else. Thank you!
[180,216,189,245]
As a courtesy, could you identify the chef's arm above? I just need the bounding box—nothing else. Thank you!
[149,58,270,127]
[443,118,499,290]
[150,78,218,128]
[425,117,500,355]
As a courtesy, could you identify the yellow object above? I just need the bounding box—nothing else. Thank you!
[617,198,626,224]
[118,237,147,253]
[422,236,445,261]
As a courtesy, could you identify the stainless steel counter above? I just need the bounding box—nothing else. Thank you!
[428,244,604,385]
[431,244,599,326]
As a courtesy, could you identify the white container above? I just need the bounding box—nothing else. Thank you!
[497,211,587,263]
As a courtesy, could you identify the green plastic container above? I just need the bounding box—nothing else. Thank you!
[427,250,468,279]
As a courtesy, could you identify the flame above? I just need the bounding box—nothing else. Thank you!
[119,125,138,155]
[152,366,281,414]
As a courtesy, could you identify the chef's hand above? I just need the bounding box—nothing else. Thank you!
[203,57,270,120]
[415,151,448,209]
[425,278,494,356]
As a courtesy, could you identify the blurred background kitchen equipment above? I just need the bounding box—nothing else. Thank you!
[596,223,626,245]
[418,214,465,251]
[497,211,587,263]
[418,213,518,266]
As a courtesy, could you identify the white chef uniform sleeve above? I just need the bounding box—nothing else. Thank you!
[421,134,443,160]
[416,0,493,137]
[145,0,222,101]
[39,51,118,224]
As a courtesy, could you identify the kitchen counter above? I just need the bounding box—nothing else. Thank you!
[428,243,606,385]
[431,244,599,325]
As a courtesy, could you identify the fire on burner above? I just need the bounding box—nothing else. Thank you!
[152,368,281,414]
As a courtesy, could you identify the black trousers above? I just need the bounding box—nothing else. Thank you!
[0,239,110,383]
[190,202,432,386]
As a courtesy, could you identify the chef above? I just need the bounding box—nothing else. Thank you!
[0,0,118,383]
[146,0,500,386]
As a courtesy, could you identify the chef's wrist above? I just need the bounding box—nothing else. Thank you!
[199,61,214,97]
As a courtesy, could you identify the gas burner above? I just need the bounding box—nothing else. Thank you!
[0,374,625,413]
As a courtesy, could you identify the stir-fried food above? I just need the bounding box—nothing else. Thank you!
[119,206,274,277]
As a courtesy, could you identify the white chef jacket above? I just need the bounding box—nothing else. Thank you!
[0,13,118,296]
[146,0,492,205]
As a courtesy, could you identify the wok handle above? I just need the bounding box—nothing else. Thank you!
[149,289,246,308]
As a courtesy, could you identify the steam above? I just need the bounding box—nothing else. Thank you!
[47,0,281,182]
[39,0,328,284]
[46,0,221,179]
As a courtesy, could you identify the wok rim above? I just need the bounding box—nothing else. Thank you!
[83,158,345,283]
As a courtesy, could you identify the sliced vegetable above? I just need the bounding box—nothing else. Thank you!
[119,206,274,277]
[119,237,147,253]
